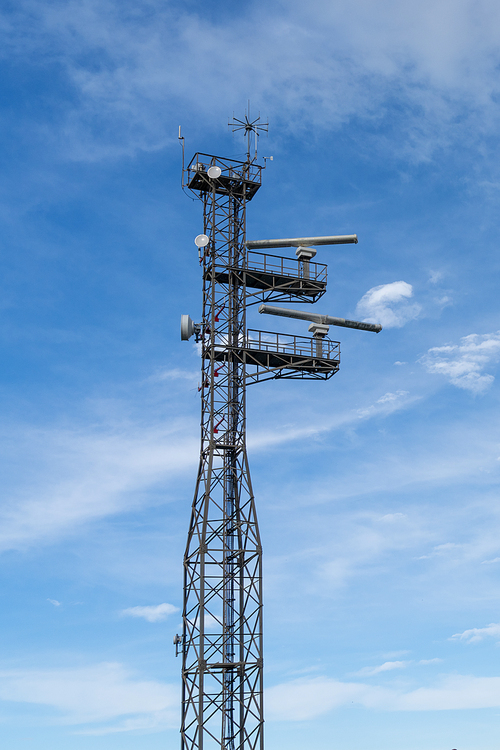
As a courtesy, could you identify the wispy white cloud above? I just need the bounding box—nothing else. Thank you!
[249,389,416,451]
[0,662,177,731]
[47,599,61,607]
[428,270,444,284]
[4,0,500,160]
[355,282,421,329]
[0,384,416,554]
[146,368,199,384]
[355,660,409,676]
[120,603,178,623]
[356,390,413,418]
[266,673,500,719]
[419,658,443,665]
[417,542,461,560]
[419,332,500,393]
[450,622,500,644]
[4,663,494,731]
[0,420,199,553]
[354,658,443,676]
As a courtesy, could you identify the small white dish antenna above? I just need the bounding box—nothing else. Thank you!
[207,166,222,179]
[195,234,209,248]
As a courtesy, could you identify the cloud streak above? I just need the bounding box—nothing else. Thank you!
[120,603,179,623]
[354,660,409,676]
[0,420,199,553]
[0,662,177,732]
[450,622,500,644]
[266,673,500,720]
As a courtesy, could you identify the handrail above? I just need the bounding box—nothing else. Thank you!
[245,329,340,360]
[208,251,327,283]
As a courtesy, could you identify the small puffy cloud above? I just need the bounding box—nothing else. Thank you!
[355,660,409,676]
[450,622,500,644]
[120,603,179,623]
[47,599,61,607]
[429,270,444,284]
[355,281,421,328]
[419,332,500,393]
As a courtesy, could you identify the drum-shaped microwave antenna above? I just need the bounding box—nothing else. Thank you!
[207,166,222,179]
[194,234,209,248]
[181,314,195,340]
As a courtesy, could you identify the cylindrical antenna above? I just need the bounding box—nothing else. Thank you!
[246,235,358,249]
[258,304,382,333]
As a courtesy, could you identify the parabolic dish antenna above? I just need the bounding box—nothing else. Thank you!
[194,234,209,248]
[207,166,222,179]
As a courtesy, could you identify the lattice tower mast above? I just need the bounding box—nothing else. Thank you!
[177,113,381,750]
[180,115,267,750]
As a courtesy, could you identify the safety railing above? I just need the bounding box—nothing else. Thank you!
[245,251,327,283]
[245,329,340,360]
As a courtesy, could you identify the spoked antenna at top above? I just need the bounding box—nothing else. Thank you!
[229,102,268,162]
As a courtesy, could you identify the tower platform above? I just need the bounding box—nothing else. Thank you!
[205,251,328,301]
[186,153,262,200]
[205,329,340,381]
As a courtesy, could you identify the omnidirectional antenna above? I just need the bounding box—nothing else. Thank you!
[229,102,268,162]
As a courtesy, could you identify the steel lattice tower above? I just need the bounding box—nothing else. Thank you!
[177,117,381,750]
[181,148,264,750]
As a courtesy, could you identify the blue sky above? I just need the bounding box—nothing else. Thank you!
[2,0,500,748]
